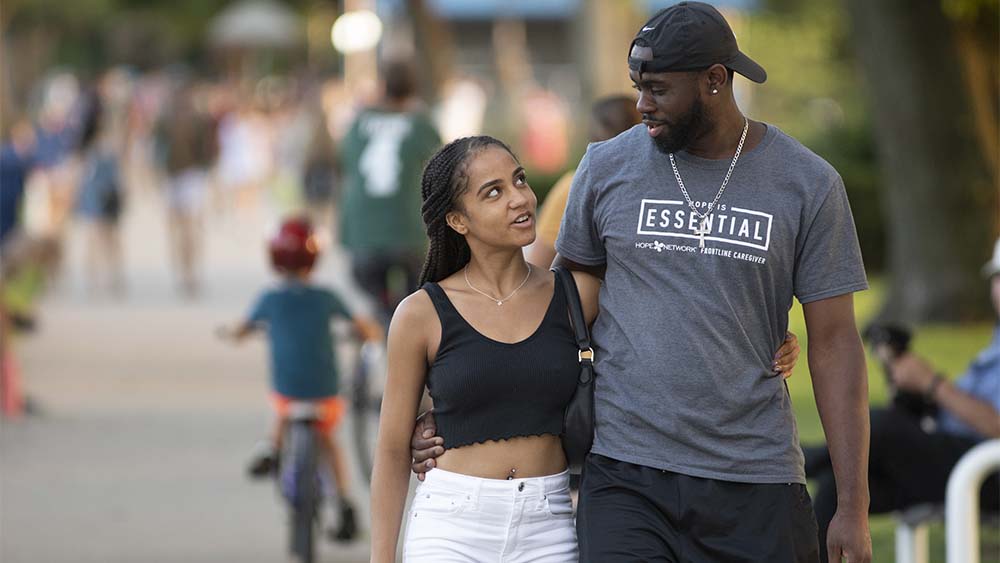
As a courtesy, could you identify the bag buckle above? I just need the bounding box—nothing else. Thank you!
[578,348,595,363]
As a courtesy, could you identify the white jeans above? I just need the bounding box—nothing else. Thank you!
[403,468,578,562]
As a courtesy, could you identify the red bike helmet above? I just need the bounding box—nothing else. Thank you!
[269,217,320,273]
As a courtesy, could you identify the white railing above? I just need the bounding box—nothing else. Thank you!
[895,519,929,563]
[895,505,935,563]
[946,439,1000,563]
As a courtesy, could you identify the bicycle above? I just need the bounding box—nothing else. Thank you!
[278,401,328,563]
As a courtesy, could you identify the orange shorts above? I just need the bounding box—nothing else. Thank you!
[271,394,346,435]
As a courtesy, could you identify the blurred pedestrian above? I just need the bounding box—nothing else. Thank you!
[162,84,217,297]
[75,91,126,296]
[0,117,38,419]
[216,99,271,213]
[339,58,441,321]
[33,73,81,234]
[301,110,339,231]
[1,117,37,249]
[524,96,640,268]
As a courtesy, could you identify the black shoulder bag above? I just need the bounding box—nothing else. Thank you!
[552,266,595,474]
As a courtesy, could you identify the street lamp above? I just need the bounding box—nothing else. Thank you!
[330,10,383,54]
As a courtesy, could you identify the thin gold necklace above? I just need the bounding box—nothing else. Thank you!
[463,264,532,307]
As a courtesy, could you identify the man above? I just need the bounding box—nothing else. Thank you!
[414,3,871,561]
[339,59,441,320]
[807,238,1000,563]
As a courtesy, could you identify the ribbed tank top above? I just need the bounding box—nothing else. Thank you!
[422,279,580,449]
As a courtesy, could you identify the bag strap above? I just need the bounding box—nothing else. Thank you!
[552,267,594,371]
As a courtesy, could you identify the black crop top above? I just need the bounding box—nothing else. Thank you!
[422,279,580,449]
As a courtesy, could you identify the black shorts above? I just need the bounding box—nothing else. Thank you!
[577,454,821,563]
[349,250,423,319]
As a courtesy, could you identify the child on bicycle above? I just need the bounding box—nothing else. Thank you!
[220,216,381,542]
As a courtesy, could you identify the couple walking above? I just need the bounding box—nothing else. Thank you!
[371,3,872,562]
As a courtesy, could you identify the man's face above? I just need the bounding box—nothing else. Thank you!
[629,69,707,154]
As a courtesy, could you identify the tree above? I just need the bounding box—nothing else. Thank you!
[841,0,999,323]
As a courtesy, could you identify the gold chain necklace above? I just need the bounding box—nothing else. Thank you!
[463,264,532,307]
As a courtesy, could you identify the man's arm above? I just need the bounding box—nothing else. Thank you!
[551,254,605,279]
[803,293,872,563]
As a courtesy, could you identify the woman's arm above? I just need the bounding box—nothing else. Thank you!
[370,292,433,562]
[570,270,601,326]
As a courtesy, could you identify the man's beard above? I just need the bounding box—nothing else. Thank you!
[650,98,707,155]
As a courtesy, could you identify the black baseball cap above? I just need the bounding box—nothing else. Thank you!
[628,2,767,83]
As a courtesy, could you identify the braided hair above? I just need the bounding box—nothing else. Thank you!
[418,136,517,285]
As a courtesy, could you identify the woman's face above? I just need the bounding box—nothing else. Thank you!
[448,146,537,250]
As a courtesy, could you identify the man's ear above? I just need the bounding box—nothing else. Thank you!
[705,63,729,95]
[446,210,469,235]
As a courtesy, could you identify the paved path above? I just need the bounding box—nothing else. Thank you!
[1,187,381,562]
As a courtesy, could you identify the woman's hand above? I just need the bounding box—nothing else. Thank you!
[773,331,800,380]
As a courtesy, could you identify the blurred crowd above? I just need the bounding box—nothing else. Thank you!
[2,68,363,298]
[0,64,440,416]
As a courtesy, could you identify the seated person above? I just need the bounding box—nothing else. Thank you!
[805,238,1000,563]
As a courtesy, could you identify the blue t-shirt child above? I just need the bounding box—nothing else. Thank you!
[249,281,352,399]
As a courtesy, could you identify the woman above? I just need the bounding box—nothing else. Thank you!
[370,136,799,562]
[75,91,125,296]
[162,84,216,297]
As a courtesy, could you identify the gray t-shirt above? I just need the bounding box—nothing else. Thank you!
[556,123,867,484]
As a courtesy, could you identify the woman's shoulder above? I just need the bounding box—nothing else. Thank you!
[387,288,439,352]
[395,287,436,324]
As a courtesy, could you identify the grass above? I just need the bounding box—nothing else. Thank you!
[788,279,998,562]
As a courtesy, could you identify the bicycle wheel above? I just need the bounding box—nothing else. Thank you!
[350,342,383,483]
[285,421,320,563]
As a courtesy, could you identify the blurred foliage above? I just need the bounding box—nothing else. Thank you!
[745,1,885,271]
[942,0,1000,20]
[3,0,318,72]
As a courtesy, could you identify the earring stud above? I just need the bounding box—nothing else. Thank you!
[711,88,718,94]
